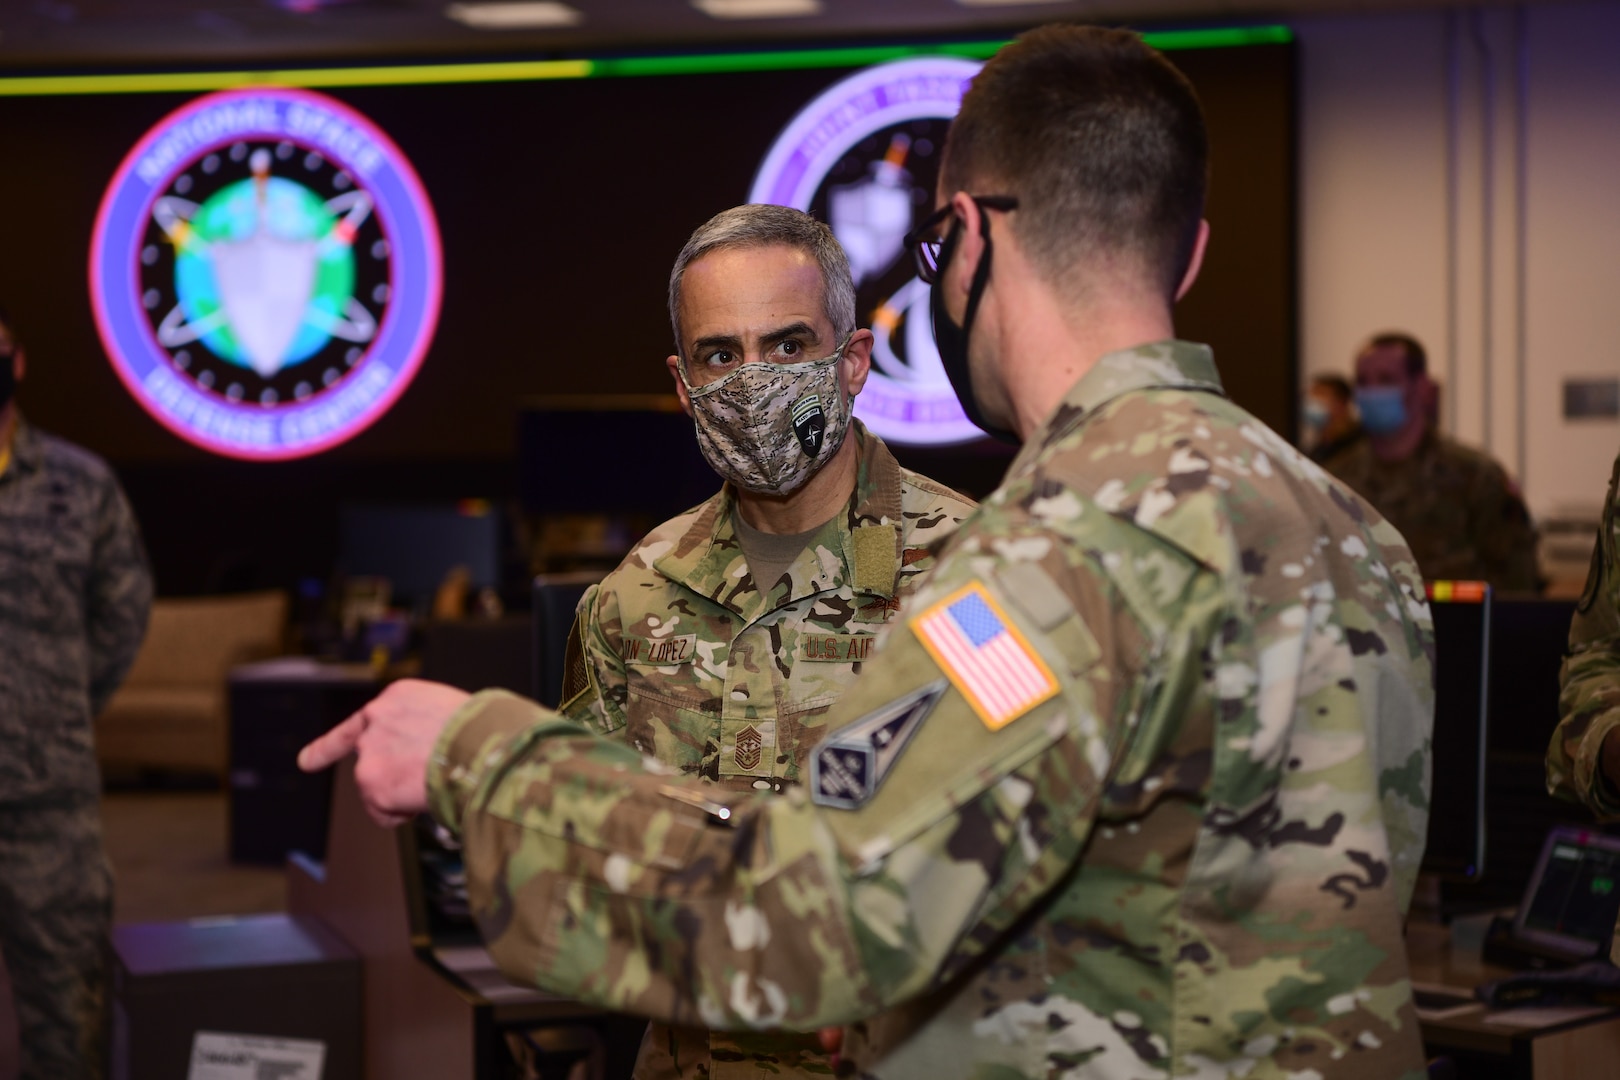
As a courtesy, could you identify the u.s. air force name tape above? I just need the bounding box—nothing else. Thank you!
[811,678,947,809]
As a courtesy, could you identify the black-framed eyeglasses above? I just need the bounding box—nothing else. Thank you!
[902,195,1019,284]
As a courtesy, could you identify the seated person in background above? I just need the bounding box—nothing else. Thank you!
[1547,446,1620,818]
[556,204,975,1079]
[1323,331,1539,590]
[1302,372,1363,463]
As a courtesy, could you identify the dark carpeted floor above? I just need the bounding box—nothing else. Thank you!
[100,791,285,925]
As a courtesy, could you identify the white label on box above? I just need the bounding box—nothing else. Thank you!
[188,1031,326,1080]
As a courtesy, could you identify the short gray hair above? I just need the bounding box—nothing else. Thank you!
[668,205,856,357]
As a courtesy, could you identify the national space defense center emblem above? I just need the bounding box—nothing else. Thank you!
[90,88,441,460]
[750,57,984,447]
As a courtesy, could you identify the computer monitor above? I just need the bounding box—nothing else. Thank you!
[517,396,716,519]
[1422,581,1492,881]
[1512,826,1620,962]
[337,501,502,610]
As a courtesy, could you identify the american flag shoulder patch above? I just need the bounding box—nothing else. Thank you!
[912,581,1060,731]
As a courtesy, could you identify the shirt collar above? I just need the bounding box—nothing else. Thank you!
[1007,339,1225,477]
[1,415,43,479]
[654,419,907,619]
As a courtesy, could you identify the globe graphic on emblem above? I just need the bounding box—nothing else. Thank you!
[91,87,440,460]
[174,173,359,373]
[145,142,389,406]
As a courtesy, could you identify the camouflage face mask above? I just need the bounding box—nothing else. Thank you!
[684,338,852,496]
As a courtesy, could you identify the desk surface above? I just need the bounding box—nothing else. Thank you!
[1407,919,1620,1075]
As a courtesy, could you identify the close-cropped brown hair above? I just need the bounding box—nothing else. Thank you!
[941,25,1209,301]
[1365,332,1428,377]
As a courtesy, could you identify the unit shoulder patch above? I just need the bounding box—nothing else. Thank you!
[912,582,1059,732]
[811,679,947,809]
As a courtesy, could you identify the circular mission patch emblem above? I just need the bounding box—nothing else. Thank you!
[90,87,442,460]
[750,57,984,448]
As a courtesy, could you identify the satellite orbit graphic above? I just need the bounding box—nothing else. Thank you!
[750,57,984,447]
[90,87,442,460]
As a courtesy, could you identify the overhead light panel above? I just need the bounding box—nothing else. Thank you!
[952,0,1072,6]
[445,2,583,29]
[692,0,822,19]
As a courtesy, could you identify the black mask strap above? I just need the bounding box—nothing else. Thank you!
[0,349,16,413]
[931,209,1018,444]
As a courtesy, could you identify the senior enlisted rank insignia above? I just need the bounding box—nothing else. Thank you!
[811,679,947,809]
[914,582,1058,731]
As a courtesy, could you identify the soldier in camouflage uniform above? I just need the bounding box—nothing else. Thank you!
[304,27,1436,1079]
[1546,447,1620,827]
[1323,333,1539,590]
[0,308,152,1078]
[558,206,974,1078]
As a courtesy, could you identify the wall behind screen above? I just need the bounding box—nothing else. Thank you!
[0,39,1294,592]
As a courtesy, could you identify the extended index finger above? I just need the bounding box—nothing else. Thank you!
[297,708,367,773]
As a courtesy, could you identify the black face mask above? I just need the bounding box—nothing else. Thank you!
[0,351,15,413]
[928,212,1019,444]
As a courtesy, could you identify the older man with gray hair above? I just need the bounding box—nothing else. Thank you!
[552,204,974,1078]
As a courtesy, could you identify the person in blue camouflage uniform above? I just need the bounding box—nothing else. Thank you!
[0,307,152,1079]
[559,206,975,1078]
[303,26,1436,1079]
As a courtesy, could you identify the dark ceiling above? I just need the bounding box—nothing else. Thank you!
[0,0,1433,70]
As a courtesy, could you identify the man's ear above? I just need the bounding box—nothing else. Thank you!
[12,347,24,385]
[947,192,987,303]
[1174,219,1211,302]
[842,329,873,399]
[666,354,693,417]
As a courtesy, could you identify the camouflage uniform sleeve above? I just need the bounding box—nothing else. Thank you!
[1547,449,1620,816]
[556,582,629,737]
[427,528,1148,1031]
[87,473,152,716]
[1473,458,1540,592]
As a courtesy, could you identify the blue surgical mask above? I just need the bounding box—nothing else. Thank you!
[1302,400,1330,432]
[1355,386,1408,436]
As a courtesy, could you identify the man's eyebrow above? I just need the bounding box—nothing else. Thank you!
[690,332,742,355]
[760,322,820,348]
[690,322,820,355]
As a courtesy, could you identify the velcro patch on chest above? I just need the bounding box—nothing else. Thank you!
[621,634,698,666]
[796,632,877,663]
[811,679,947,809]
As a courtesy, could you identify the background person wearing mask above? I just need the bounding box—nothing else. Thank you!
[556,203,974,1079]
[300,26,1435,1079]
[0,306,152,1079]
[1323,331,1540,590]
[1302,372,1363,463]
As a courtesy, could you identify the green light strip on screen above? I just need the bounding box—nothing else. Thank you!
[0,25,1290,97]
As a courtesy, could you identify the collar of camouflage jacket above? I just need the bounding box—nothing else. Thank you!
[1007,339,1226,479]
[654,418,906,621]
[1,415,41,478]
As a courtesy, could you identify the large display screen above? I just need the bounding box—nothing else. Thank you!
[751,56,981,445]
[90,87,441,459]
[0,34,1295,466]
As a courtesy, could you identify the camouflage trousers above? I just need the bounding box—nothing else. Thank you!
[0,798,111,1080]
